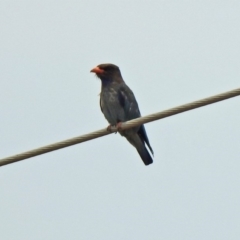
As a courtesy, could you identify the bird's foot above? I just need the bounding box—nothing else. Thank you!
[106,125,117,134]
[107,125,113,132]
[116,122,123,131]
[106,122,123,133]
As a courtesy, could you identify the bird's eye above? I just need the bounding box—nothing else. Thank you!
[104,66,111,71]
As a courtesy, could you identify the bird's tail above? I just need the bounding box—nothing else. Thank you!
[125,133,153,166]
[136,143,153,165]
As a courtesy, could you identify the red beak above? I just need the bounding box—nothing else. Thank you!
[90,67,105,74]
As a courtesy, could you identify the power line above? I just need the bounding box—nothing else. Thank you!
[0,87,239,167]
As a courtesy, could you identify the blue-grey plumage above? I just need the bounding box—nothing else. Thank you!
[91,63,154,165]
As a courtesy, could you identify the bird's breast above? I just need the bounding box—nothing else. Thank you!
[101,87,118,103]
[100,87,125,125]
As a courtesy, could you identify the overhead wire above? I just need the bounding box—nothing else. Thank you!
[0,87,239,167]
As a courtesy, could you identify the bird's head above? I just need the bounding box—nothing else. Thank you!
[90,63,123,83]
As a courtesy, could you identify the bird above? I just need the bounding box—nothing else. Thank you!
[90,63,154,165]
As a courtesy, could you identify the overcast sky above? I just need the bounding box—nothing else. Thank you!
[0,1,240,239]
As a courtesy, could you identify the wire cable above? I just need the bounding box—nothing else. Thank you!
[0,87,239,167]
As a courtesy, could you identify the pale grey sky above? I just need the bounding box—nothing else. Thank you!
[0,1,240,239]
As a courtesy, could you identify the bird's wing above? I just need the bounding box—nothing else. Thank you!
[117,84,141,120]
[100,97,103,113]
[138,125,154,155]
[118,84,153,155]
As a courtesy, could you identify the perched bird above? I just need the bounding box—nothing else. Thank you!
[90,63,154,165]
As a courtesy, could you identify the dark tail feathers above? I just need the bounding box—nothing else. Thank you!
[124,132,153,166]
[136,144,153,165]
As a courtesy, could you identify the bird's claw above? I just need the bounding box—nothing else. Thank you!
[107,125,113,132]
[116,122,123,131]
[106,122,123,133]
[106,125,117,134]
